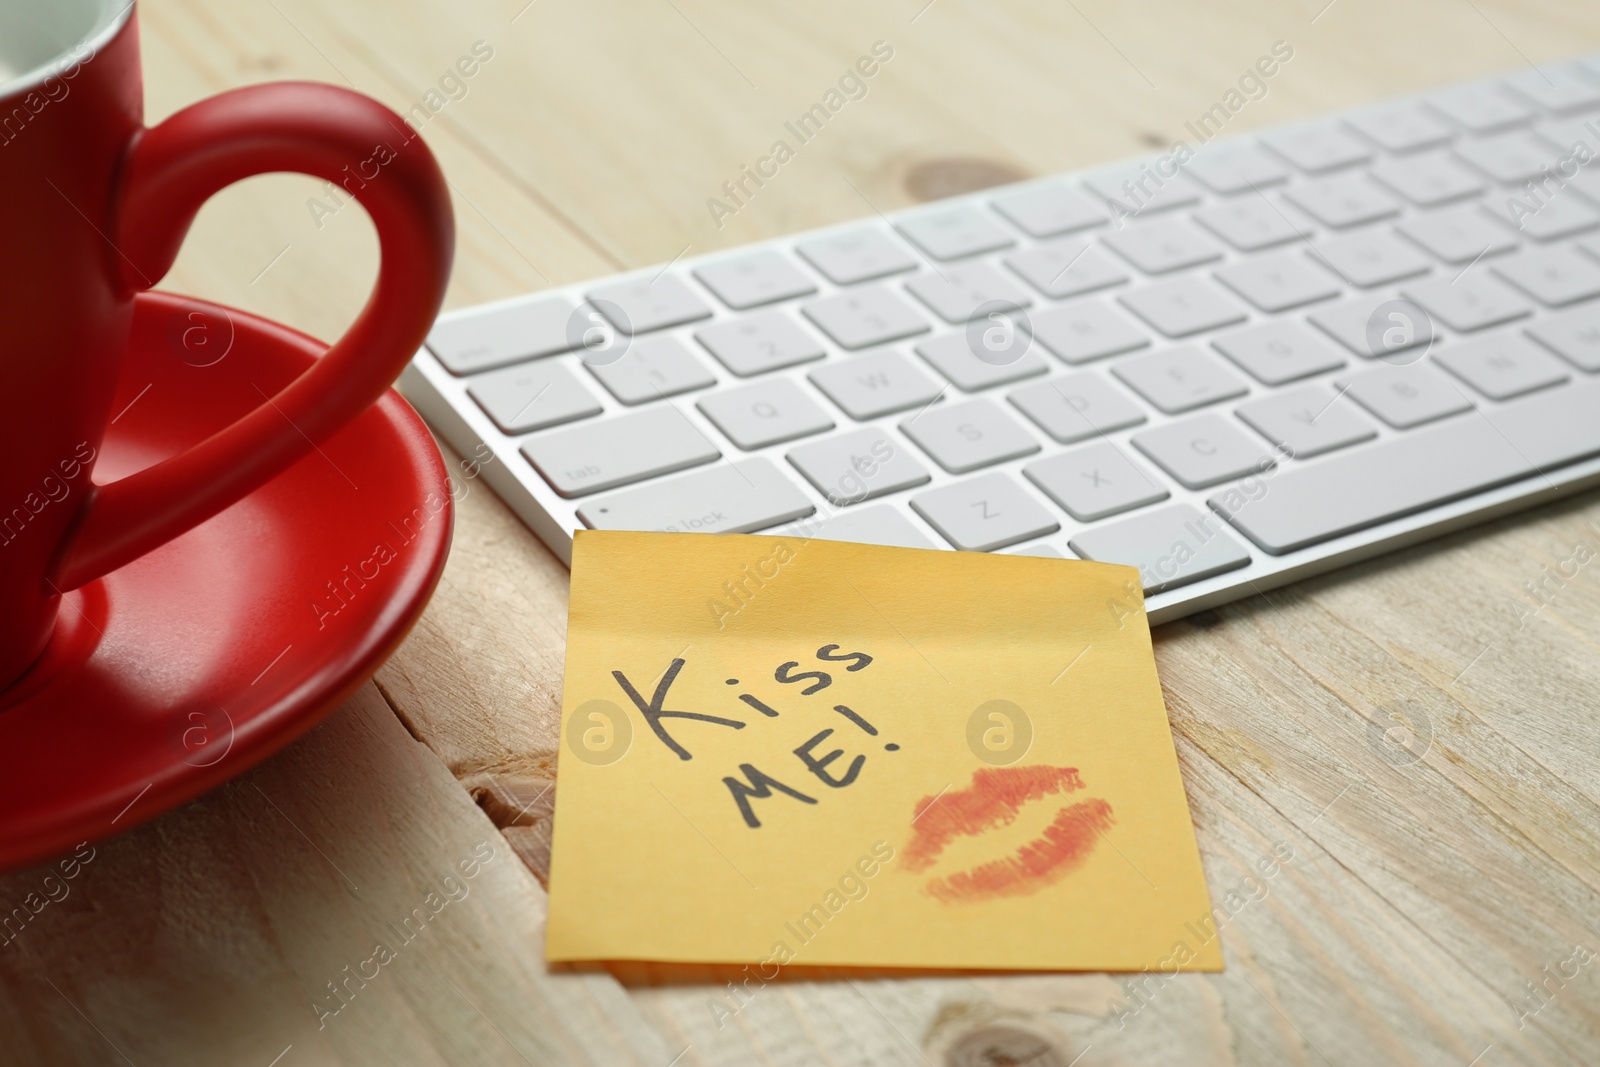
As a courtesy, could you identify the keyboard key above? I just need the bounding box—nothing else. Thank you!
[905,261,1032,324]
[1132,413,1277,489]
[809,351,944,419]
[1032,300,1150,364]
[697,379,834,449]
[1117,277,1249,338]
[1193,197,1307,251]
[1235,384,1377,459]
[796,229,918,285]
[577,458,813,533]
[1427,84,1535,133]
[588,274,713,334]
[1314,231,1432,288]
[1004,238,1129,298]
[585,335,716,405]
[1082,165,1202,216]
[1284,173,1402,228]
[787,428,931,505]
[427,297,578,375]
[896,207,1014,261]
[1401,274,1532,331]
[1561,158,1600,204]
[1484,193,1600,241]
[696,311,826,376]
[963,301,1042,371]
[523,405,719,497]
[991,183,1109,237]
[1211,379,1600,554]
[468,361,603,434]
[1215,252,1341,312]
[801,286,929,350]
[1260,124,1372,173]
[1492,246,1600,306]
[1339,364,1473,428]
[1008,543,1063,558]
[1184,144,1289,194]
[693,251,816,309]
[1023,441,1169,521]
[1397,203,1519,263]
[1008,373,1147,443]
[1433,332,1570,399]
[793,505,934,549]
[1069,504,1251,595]
[900,398,1040,473]
[1501,67,1600,115]
[1311,294,1440,360]
[1539,115,1600,156]
[1527,304,1600,371]
[915,332,1049,391]
[1370,152,1485,207]
[1345,102,1455,153]
[1213,320,1347,385]
[1455,130,1564,184]
[910,473,1059,552]
[1101,219,1224,274]
[1112,347,1250,414]
[565,303,632,367]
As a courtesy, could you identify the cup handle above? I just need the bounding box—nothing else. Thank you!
[49,82,453,591]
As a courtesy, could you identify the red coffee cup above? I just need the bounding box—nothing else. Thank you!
[0,3,453,688]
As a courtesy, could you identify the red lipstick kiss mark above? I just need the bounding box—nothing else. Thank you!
[904,765,1114,904]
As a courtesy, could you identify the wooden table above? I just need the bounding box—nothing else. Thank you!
[8,1,1600,1063]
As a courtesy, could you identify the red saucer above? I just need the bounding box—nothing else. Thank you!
[0,292,452,872]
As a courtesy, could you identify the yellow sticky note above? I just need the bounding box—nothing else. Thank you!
[546,531,1221,972]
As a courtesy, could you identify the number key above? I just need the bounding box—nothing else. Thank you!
[1283,173,1402,229]
[585,335,717,405]
[1102,219,1224,274]
[696,311,826,375]
[802,286,930,350]
[1004,238,1129,299]
[1314,231,1432,288]
[1371,151,1484,207]
[905,261,1032,325]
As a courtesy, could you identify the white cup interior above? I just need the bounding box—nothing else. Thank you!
[0,0,129,94]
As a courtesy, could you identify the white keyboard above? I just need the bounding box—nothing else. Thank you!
[403,57,1600,624]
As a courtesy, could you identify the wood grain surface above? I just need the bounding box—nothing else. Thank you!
[6,1,1600,1063]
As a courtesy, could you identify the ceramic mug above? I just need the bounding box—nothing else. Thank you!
[0,1,453,688]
